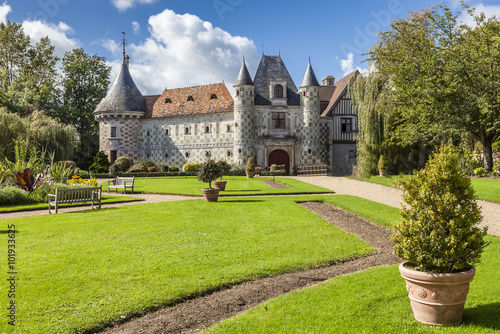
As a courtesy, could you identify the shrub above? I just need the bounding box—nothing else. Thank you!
[493,159,500,176]
[245,157,255,173]
[378,155,388,170]
[197,158,223,189]
[109,156,131,175]
[473,167,486,177]
[169,166,179,173]
[229,165,245,176]
[217,160,232,180]
[89,151,110,174]
[0,186,35,205]
[392,144,489,273]
[127,160,155,173]
[270,164,278,172]
[182,162,202,173]
[147,166,157,172]
[157,164,169,172]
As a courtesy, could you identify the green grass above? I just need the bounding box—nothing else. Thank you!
[103,176,334,196]
[0,195,372,334]
[354,175,500,203]
[205,227,500,333]
[0,195,143,212]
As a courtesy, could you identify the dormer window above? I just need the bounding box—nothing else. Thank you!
[165,98,172,103]
[274,85,284,99]
[210,93,217,99]
[187,95,194,101]
[185,127,191,135]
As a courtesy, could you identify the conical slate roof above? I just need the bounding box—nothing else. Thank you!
[94,58,146,114]
[234,58,254,86]
[300,59,320,88]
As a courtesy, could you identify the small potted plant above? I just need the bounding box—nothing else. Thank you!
[392,144,489,325]
[245,157,255,178]
[197,158,223,202]
[214,160,232,191]
[378,154,388,176]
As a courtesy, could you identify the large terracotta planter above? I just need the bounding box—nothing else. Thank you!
[379,169,386,177]
[213,181,227,191]
[399,262,475,325]
[246,172,255,178]
[201,188,220,202]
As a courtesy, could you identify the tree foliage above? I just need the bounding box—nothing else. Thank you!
[369,3,500,171]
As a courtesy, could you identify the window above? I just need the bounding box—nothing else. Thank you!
[110,150,117,163]
[272,112,286,129]
[349,150,356,158]
[341,118,352,133]
[146,130,150,136]
[205,151,211,157]
[227,150,232,157]
[210,93,217,99]
[185,152,190,158]
[185,127,191,135]
[227,125,232,132]
[274,85,283,99]
[165,152,169,158]
[110,126,117,137]
[165,98,172,103]
[205,126,210,133]
[187,95,194,101]
[165,128,169,135]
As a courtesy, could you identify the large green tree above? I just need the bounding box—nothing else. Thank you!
[54,48,110,169]
[369,4,500,171]
[0,22,59,114]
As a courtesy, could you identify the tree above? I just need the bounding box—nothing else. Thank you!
[55,48,110,169]
[369,3,500,171]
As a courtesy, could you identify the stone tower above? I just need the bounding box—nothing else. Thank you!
[233,58,255,166]
[93,55,146,164]
[299,59,321,165]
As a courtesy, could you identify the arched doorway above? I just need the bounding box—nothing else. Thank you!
[268,149,290,175]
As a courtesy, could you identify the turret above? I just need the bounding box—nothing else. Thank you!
[93,54,146,164]
[299,59,321,165]
[233,58,255,166]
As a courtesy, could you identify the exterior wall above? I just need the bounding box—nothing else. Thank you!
[300,85,322,166]
[141,112,234,169]
[233,85,255,165]
[331,142,357,175]
[96,113,143,164]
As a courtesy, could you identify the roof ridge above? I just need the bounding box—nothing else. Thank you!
[163,82,226,92]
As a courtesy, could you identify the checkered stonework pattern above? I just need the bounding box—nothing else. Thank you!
[320,122,331,164]
[97,114,142,164]
[233,86,255,165]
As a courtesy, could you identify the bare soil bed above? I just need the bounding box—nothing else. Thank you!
[263,180,290,188]
[98,202,400,334]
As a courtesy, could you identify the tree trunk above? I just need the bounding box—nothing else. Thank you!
[482,138,493,172]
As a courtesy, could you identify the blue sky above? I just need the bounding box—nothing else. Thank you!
[2,0,500,95]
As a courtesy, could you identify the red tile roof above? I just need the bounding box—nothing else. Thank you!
[319,85,336,114]
[151,83,234,118]
[321,70,360,117]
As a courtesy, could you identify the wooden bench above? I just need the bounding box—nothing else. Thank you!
[297,165,328,176]
[108,176,135,194]
[48,186,102,214]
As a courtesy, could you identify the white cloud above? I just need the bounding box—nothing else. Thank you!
[0,1,11,24]
[96,38,120,54]
[22,20,79,57]
[339,53,368,76]
[111,0,158,12]
[457,3,500,26]
[132,21,140,34]
[117,9,257,95]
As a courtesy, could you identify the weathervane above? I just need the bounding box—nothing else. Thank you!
[122,32,127,60]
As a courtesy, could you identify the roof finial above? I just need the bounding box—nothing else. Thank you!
[279,44,280,57]
[122,31,127,60]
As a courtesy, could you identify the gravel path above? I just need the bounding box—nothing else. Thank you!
[291,176,500,237]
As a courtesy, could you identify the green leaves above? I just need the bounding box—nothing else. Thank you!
[392,144,489,272]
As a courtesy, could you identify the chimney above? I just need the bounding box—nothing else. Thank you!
[321,75,335,86]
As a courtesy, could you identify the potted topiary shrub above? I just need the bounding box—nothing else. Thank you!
[214,160,232,191]
[378,154,388,176]
[392,144,489,326]
[245,157,255,178]
[197,158,223,202]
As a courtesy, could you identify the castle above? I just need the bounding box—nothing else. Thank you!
[94,53,359,175]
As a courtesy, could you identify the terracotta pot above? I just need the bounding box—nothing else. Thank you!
[213,181,227,191]
[379,169,386,177]
[201,188,220,202]
[399,262,475,325]
[246,172,255,178]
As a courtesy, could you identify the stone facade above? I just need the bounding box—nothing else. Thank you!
[94,54,359,175]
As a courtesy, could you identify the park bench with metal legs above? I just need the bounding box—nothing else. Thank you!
[108,176,135,194]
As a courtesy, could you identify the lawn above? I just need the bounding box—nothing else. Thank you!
[102,176,334,196]
[0,194,143,213]
[354,175,500,203]
[205,208,500,333]
[0,195,372,334]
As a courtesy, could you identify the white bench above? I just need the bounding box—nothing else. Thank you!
[48,186,102,214]
[108,176,135,194]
